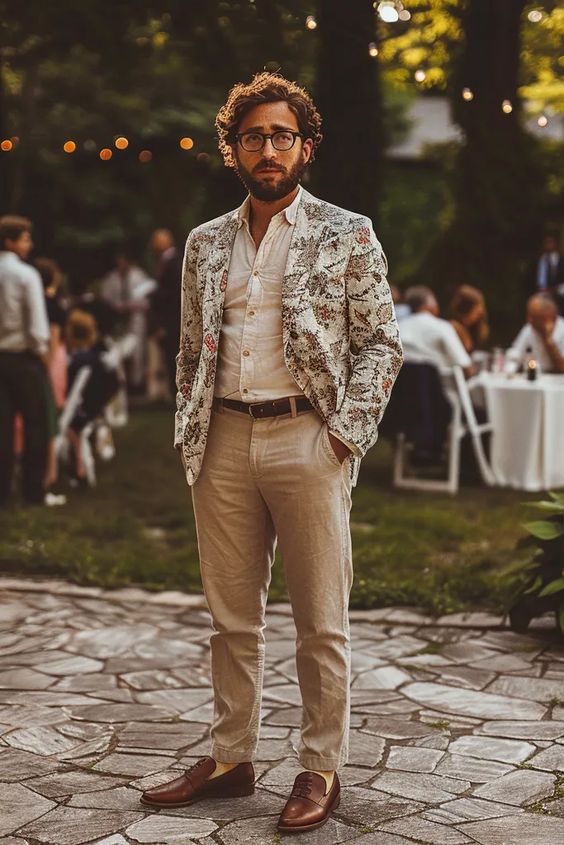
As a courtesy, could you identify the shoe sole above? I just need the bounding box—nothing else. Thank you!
[140,784,255,809]
[277,793,340,833]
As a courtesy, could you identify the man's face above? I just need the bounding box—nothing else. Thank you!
[232,101,313,202]
[528,303,555,336]
[6,231,33,260]
[543,236,558,254]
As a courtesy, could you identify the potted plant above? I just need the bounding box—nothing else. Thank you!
[507,492,564,635]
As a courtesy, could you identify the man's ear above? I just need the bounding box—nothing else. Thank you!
[302,138,314,165]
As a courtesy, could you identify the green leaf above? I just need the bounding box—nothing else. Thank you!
[523,521,564,541]
[538,578,564,598]
[525,501,564,515]
[549,492,564,506]
[524,575,543,595]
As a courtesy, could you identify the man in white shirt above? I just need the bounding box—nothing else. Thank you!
[141,72,402,833]
[510,294,564,374]
[0,215,50,505]
[399,285,473,376]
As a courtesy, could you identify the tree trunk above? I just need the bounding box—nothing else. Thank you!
[314,0,385,224]
[418,0,545,339]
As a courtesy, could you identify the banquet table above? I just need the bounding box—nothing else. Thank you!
[475,372,564,492]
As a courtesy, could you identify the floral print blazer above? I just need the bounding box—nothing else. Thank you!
[174,187,403,486]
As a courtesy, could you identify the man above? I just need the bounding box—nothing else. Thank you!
[100,252,156,392]
[0,215,50,505]
[509,293,564,374]
[141,73,402,833]
[399,285,474,377]
[532,234,564,316]
[149,228,183,396]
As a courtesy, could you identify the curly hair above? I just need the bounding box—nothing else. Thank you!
[215,72,323,169]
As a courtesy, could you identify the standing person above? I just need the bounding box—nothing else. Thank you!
[149,229,183,397]
[0,216,50,506]
[141,72,402,833]
[100,251,156,392]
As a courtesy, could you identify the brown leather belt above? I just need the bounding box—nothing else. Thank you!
[213,395,313,420]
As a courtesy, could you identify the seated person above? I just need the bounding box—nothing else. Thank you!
[399,286,474,377]
[509,294,564,374]
[65,310,119,482]
[390,284,411,321]
[448,285,489,354]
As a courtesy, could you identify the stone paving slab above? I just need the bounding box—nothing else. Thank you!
[1,579,564,844]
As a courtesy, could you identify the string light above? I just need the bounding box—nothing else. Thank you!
[537,114,548,127]
[462,87,474,101]
[139,150,152,163]
[180,137,194,150]
[368,42,379,57]
[502,99,513,114]
[378,1,400,23]
[99,148,113,160]
[115,137,129,150]
[305,15,317,30]
[414,68,426,83]
[63,141,77,153]
[528,9,543,22]
[1,139,13,152]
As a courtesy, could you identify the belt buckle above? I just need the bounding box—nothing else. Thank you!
[248,403,262,419]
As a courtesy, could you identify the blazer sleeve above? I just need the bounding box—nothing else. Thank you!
[327,217,403,457]
[174,232,202,448]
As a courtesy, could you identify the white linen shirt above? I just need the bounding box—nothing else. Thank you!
[510,317,564,373]
[399,311,472,371]
[0,251,50,356]
[214,187,304,402]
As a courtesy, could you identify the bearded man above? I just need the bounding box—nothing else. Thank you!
[141,72,402,834]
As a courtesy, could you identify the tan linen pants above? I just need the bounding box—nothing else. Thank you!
[190,404,354,771]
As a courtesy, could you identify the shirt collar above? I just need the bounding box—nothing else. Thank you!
[237,185,303,229]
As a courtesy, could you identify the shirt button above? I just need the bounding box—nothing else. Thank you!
[243,350,250,357]
[248,310,255,317]
[242,388,248,394]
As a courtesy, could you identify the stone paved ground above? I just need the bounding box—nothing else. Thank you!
[2,579,564,845]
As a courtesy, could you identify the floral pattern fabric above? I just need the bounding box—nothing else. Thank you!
[174,188,403,486]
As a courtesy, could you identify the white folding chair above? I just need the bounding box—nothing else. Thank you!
[55,366,92,464]
[394,365,495,495]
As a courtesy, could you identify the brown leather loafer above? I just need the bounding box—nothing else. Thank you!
[140,756,255,808]
[277,771,340,833]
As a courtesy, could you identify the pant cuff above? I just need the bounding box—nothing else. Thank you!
[298,754,347,771]
[211,743,257,764]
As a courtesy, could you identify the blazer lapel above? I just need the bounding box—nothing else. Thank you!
[202,212,239,307]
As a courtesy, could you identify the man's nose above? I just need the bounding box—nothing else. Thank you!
[262,137,278,156]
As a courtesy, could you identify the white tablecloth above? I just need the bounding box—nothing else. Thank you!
[477,373,564,492]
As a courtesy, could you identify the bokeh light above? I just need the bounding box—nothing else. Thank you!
[305,15,317,30]
[63,141,77,153]
[462,87,474,101]
[378,2,400,23]
[537,114,548,127]
[139,150,152,163]
[528,10,543,23]
[1,139,13,152]
[115,137,129,150]
[414,68,426,83]
[502,99,513,114]
[99,148,113,160]
[368,42,379,58]
[180,137,194,150]
[399,9,411,21]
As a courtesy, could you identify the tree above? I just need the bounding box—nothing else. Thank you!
[314,0,385,222]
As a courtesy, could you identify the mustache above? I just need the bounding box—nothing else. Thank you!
[253,161,286,174]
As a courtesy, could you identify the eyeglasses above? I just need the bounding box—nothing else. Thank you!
[235,130,304,152]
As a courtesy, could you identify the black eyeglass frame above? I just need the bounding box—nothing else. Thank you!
[235,130,305,152]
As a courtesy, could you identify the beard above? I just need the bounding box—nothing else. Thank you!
[234,155,308,202]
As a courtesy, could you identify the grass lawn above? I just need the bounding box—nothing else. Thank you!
[0,405,534,615]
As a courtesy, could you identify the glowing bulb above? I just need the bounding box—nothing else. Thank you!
[180,137,194,150]
[368,42,379,57]
[139,150,152,163]
[115,136,129,150]
[414,68,426,83]
[462,87,474,101]
[528,10,542,22]
[378,2,399,23]
[537,114,548,127]
[83,139,97,152]
[99,148,113,160]
[1,139,13,152]
[305,15,317,30]
[398,9,411,21]
[502,99,513,114]
[63,141,76,153]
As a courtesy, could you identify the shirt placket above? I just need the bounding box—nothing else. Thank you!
[239,220,279,399]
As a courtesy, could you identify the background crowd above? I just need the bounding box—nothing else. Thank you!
[1,205,563,509]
